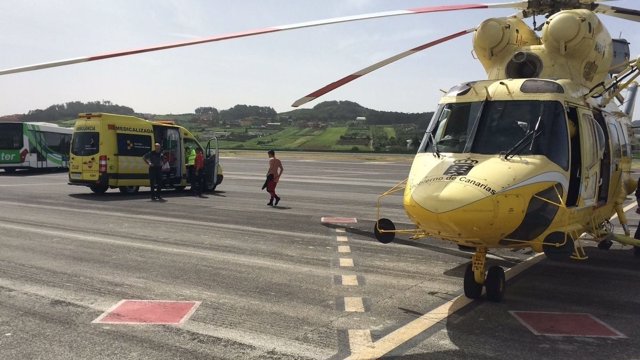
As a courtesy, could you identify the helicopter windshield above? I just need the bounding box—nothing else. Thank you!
[422,100,569,169]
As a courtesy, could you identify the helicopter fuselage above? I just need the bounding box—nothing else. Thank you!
[404,77,635,254]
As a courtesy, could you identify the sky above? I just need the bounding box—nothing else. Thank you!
[1,0,640,118]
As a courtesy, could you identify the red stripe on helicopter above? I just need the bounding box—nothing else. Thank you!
[88,28,281,61]
[292,29,473,107]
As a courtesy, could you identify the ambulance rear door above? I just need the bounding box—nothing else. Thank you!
[69,129,100,181]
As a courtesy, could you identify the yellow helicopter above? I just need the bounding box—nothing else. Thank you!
[292,0,640,302]
[2,1,640,302]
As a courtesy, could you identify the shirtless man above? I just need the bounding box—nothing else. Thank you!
[265,150,284,206]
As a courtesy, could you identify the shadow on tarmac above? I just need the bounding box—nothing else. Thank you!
[365,247,640,360]
[68,189,225,202]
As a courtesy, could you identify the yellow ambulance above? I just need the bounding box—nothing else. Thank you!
[68,113,222,194]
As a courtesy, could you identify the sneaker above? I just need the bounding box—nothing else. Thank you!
[275,196,280,206]
[267,201,273,206]
[636,207,640,214]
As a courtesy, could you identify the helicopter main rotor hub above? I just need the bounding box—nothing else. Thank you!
[524,0,597,17]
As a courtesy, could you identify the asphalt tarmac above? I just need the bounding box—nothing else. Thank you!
[0,153,638,360]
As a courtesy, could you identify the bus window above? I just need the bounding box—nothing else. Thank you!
[0,123,23,150]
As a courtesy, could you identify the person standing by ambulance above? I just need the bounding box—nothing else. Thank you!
[185,146,196,192]
[265,149,283,206]
[143,143,164,201]
[194,147,206,197]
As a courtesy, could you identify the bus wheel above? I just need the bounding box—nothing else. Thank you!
[90,184,108,194]
[4,168,16,173]
[118,186,139,194]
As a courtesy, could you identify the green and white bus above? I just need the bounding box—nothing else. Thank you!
[0,122,73,173]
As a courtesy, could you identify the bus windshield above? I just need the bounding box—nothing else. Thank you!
[421,100,569,169]
[0,123,23,150]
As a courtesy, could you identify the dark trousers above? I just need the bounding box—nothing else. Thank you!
[194,171,205,195]
[149,166,162,198]
[187,165,195,187]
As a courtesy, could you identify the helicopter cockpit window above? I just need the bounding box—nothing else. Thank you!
[422,102,482,154]
[421,100,569,169]
[471,100,569,169]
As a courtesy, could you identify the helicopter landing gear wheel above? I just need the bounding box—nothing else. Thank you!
[597,239,613,250]
[463,247,488,300]
[463,263,483,299]
[374,218,395,244]
[485,266,506,302]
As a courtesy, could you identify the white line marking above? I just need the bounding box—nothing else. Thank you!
[337,235,349,242]
[0,222,324,273]
[336,228,346,233]
[0,200,327,240]
[0,278,331,359]
[0,182,66,187]
[338,246,351,253]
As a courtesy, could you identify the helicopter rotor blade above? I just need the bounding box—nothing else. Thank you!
[0,2,527,76]
[594,4,640,22]
[292,28,476,108]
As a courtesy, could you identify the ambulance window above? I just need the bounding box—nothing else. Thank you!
[71,132,99,156]
[117,134,152,156]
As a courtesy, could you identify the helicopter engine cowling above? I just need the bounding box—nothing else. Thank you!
[474,17,541,79]
[472,10,614,89]
[540,9,613,86]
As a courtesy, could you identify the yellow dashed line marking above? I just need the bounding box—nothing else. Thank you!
[347,329,373,354]
[344,297,365,313]
[344,253,546,360]
[338,245,351,253]
[341,275,359,286]
[340,258,354,267]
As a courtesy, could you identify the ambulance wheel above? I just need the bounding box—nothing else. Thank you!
[374,218,395,244]
[90,184,108,194]
[463,264,483,299]
[485,266,505,302]
[118,186,139,194]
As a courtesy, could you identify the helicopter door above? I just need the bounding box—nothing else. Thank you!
[593,111,611,206]
[577,111,601,207]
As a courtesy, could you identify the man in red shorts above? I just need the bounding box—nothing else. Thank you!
[265,150,284,206]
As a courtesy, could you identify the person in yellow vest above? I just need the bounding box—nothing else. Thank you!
[185,146,196,191]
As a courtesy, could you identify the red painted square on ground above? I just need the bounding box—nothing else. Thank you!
[93,300,201,325]
[510,311,626,338]
[321,217,357,224]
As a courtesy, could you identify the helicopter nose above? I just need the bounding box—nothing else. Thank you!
[404,179,524,242]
